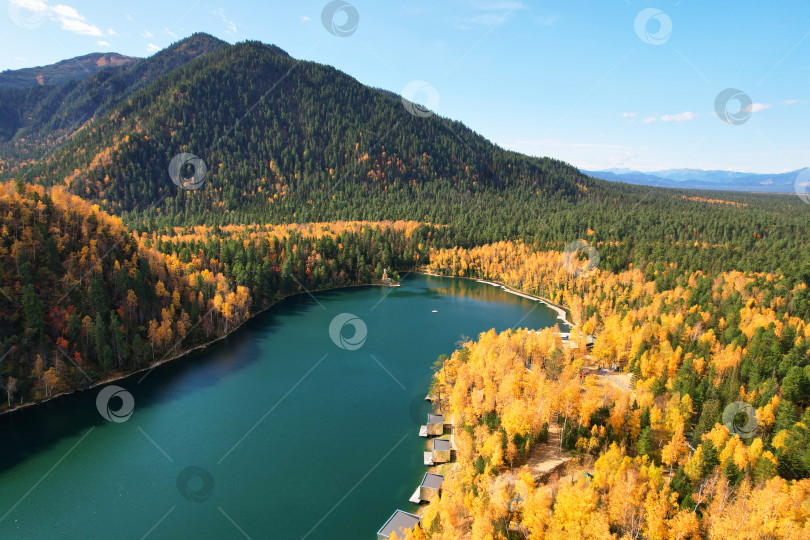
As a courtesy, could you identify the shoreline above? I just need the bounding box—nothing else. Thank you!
[407,271,575,526]
[2,271,572,418]
[419,270,574,328]
[4,269,572,531]
[0,280,397,417]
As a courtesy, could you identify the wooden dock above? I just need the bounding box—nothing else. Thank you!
[424,452,434,466]
[409,488,421,504]
[418,425,428,437]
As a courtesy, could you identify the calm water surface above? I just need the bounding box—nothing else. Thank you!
[0,274,560,539]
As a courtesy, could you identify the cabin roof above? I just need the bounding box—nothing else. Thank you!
[421,472,444,490]
[433,438,452,451]
[427,413,444,424]
[378,510,420,538]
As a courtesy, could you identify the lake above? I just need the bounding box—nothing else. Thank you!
[0,274,561,539]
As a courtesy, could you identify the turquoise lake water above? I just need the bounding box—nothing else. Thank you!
[0,274,560,539]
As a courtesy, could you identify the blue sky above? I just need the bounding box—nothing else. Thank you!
[1,0,808,172]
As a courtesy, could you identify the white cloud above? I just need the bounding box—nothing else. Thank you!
[620,112,636,118]
[95,40,110,47]
[9,0,104,36]
[638,109,777,123]
[301,15,311,22]
[641,111,699,123]
[11,0,48,13]
[126,13,133,21]
[660,111,698,122]
[140,30,154,38]
[107,28,118,36]
[164,27,178,39]
[51,4,80,19]
[51,3,103,36]
[147,43,159,53]
[58,17,102,36]
[743,103,771,113]
[214,8,237,34]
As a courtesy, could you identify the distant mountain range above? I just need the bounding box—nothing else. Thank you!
[0,52,138,89]
[584,168,803,193]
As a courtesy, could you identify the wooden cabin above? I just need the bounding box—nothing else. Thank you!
[426,413,445,436]
[419,472,444,502]
[377,510,420,539]
[432,438,453,463]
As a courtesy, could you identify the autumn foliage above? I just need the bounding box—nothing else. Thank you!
[412,241,810,539]
[0,181,427,407]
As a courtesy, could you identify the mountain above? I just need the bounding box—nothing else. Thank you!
[4,37,603,240]
[4,35,810,279]
[654,168,756,182]
[0,53,138,89]
[586,167,801,193]
[3,34,810,538]
[0,33,227,163]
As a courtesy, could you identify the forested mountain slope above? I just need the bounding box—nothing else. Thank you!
[0,180,428,408]
[10,38,594,220]
[0,33,226,164]
[3,37,809,285]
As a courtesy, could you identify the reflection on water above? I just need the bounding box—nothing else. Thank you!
[0,273,559,539]
[430,278,516,302]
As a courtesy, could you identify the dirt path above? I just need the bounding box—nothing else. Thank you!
[581,354,635,394]
[525,422,571,478]
[596,369,634,392]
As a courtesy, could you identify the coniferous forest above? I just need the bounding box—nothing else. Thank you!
[1,33,809,539]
